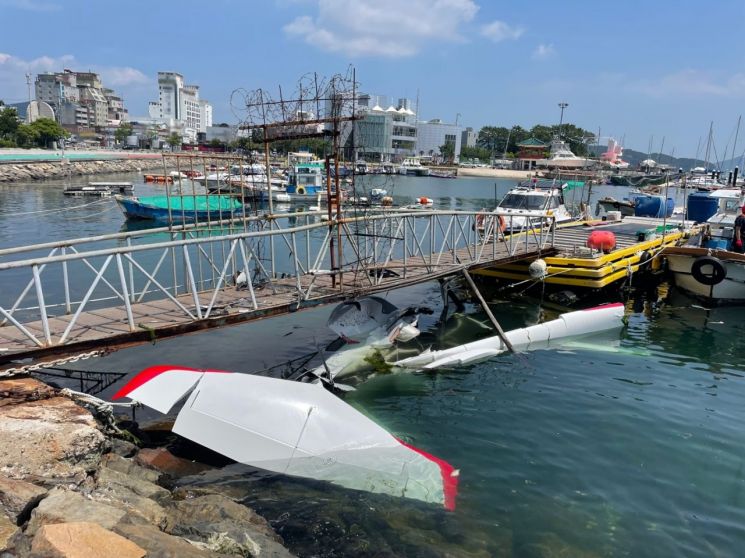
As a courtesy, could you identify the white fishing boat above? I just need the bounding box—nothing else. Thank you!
[664,188,745,304]
[491,178,579,232]
[535,137,592,169]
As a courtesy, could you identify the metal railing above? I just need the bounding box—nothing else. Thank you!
[0,209,555,349]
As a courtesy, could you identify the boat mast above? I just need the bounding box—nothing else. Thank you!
[731,115,741,170]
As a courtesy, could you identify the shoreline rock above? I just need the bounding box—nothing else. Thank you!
[0,158,164,183]
[0,377,295,557]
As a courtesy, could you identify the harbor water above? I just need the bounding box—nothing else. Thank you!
[1,173,743,557]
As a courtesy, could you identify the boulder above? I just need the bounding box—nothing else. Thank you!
[0,475,47,524]
[0,396,107,482]
[167,492,293,557]
[92,478,168,528]
[0,513,19,553]
[97,466,170,503]
[0,378,55,407]
[135,447,211,478]
[101,453,161,484]
[30,522,145,558]
[109,438,139,458]
[113,523,219,558]
[27,488,128,535]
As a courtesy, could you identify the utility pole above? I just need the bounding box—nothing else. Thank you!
[558,101,569,139]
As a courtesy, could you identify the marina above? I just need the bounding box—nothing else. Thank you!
[1,6,745,551]
[1,164,745,556]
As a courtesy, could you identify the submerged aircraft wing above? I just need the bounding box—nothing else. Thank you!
[113,366,458,510]
[395,303,625,369]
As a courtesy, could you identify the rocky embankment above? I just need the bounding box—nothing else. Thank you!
[0,377,294,558]
[0,159,164,183]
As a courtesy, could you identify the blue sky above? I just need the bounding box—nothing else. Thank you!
[1,0,744,157]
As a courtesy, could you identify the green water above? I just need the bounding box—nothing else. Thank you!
[1,172,740,556]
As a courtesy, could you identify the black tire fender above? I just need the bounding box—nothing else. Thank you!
[691,256,726,286]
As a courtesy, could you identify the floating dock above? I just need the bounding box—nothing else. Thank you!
[475,217,692,289]
[63,182,134,196]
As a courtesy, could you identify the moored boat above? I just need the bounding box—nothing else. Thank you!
[664,189,745,304]
[491,178,579,231]
[114,194,244,222]
[535,138,593,169]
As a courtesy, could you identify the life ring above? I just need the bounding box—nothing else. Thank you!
[498,215,506,232]
[296,186,306,195]
[691,255,726,286]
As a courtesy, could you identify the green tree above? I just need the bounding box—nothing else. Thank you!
[27,118,67,148]
[15,124,39,148]
[439,142,455,162]
[114,123,133,144]
[460,146,492,162]
[166,133,182,148]
[0,107,20,139]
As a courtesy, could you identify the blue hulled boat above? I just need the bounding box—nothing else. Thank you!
[115,195,245,222]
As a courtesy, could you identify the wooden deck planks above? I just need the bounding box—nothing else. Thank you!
[0,235,543,364]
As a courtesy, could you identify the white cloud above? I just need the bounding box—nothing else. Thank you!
[0,53,150,105]
[480,20,524,42]
[532,43,556,60]
[629,69,745,98]
[283,0,480,57]
[95,66,150,87]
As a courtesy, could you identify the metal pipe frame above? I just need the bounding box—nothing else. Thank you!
[0,210,553,349]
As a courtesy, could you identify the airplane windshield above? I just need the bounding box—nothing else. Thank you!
[499,193,548,210]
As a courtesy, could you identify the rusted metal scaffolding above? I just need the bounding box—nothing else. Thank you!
[232,68,360,285]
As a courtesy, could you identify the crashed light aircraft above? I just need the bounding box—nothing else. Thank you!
[113,301,624,510]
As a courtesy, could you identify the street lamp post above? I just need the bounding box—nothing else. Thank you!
[558,101,569,139]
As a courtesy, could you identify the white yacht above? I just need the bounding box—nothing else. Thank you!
[536,138,592,169]
[398,157,430,176]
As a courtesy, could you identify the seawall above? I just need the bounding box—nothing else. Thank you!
[0,158,165,182]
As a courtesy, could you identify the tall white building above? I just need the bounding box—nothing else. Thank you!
[416,119,463,162]
[149,72,213,141]
[199,99,213,130]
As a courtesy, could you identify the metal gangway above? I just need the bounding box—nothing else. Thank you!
[0,209,556,367]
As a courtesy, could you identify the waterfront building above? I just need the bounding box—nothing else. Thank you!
[103,88,128,125]
[516,137,547,170]
[345,94,417,162]
[205,125,238,144]
[461,127,477,149]
[415,119,463,163]
[148,72,213,142]
[34,69,127,131]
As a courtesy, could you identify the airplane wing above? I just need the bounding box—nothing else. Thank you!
[113,366,457,510]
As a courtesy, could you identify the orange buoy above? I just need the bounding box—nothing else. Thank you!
[419,197,433,205]
[587,230,616,253]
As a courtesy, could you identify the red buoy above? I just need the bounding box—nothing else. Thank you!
[587,230,616,253]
